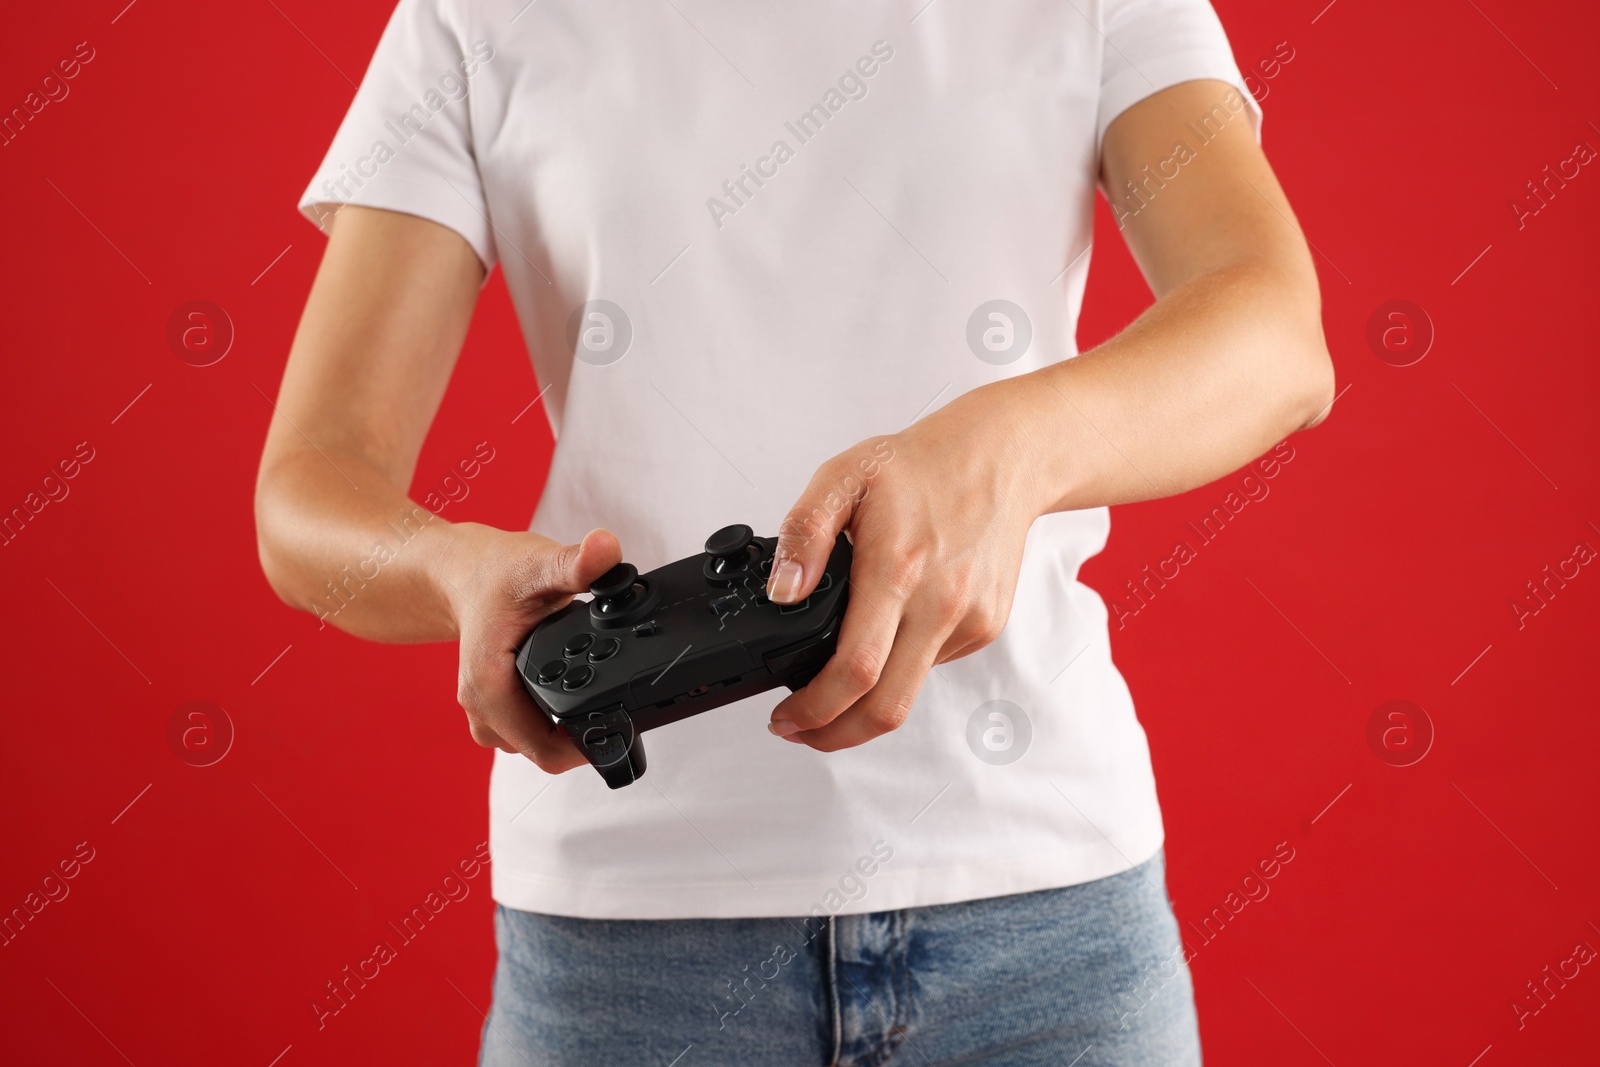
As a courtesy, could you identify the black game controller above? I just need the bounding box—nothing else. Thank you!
[513,525,851,788]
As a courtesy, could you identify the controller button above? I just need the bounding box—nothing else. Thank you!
[778,597,811,615]
[633,620,659,637]
[758,556,773,578]
[561,663,595,690]
[590,563,640,607]
[536,660,567,685]
[705,524,755,558]
[589,637,622,662]
[815,572,834,592]
[710,594,743,617]
[564,632,596,657]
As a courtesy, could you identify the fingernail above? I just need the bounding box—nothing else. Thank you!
[768,719,802,737]
[769,561,803,603]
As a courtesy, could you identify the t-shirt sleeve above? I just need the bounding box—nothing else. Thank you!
[1095,0,1262,150]
[297,0,497,268]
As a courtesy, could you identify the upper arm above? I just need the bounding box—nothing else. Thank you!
[264,204,485,488]
[1099,79,1318,303]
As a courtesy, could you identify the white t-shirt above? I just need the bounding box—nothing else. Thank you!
[301,0,1259,920]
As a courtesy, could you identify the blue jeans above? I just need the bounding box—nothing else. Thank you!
[481,850,1199,1066]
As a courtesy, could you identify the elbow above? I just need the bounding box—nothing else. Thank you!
[256,541,298,612]
[1227,254,1337,436]
[1268,262,1335,433]
[1293,325,1337,431]
[253,471,303,612]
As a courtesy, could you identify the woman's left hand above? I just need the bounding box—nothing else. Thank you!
[765,380,1052,750]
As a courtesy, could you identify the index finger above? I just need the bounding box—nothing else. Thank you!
[769,442,891,603]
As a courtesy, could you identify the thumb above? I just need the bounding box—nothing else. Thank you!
[540,528,623,596]
[769,462,860,604]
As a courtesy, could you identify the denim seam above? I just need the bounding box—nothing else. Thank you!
[826,915,842,1067]
[897,909,911,1048]
[859,913,908,1067]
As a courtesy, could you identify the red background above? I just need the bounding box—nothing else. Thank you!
[2,1,1596,1063]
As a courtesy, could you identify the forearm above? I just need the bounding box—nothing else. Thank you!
[254,446,475,643]
[1006,255,1333,516]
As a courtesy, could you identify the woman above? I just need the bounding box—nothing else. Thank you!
[256,0,1333,1062]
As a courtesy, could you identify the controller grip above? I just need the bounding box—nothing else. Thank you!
[568,706,647,789]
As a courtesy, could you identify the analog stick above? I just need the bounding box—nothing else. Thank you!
[704,524,756,577]
[590,563,640,612]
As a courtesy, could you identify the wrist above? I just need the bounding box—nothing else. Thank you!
[960,375,1075,522]
[424,519,496,635]
[1003,364,1105,516]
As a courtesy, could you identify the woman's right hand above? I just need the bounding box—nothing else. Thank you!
[439,524,623,771]
[254,206,622,773]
